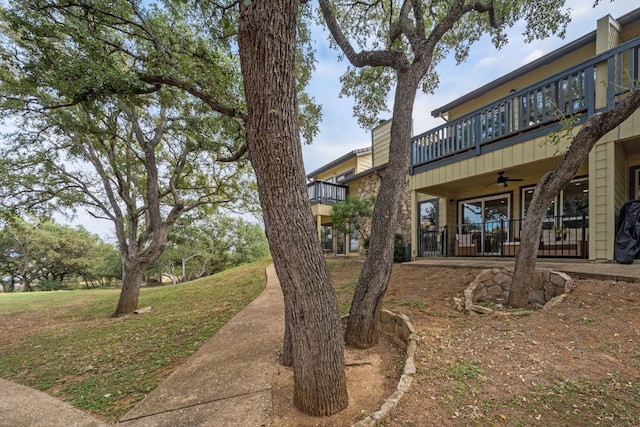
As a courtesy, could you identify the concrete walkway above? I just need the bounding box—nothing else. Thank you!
[118,264,285,427]
[0,265,284,427]
[0,378,109,427]
[2,259,640,427]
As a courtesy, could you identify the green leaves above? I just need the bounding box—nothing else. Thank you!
[320,0,571,127]
[154,215,268,281]
[330,195,375,241]
[0,218,110,290]
[340,66,393,129]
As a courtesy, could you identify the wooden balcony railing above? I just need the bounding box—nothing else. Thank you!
[411,36,640,174]
[308,180,347,205]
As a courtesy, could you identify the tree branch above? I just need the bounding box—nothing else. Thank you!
[318,0,406,68]
[217,142,248,162]
[139,75,247,121]
[421,1,493,59]
[548,84,640,192]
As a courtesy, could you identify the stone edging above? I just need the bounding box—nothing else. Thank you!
[453,267,574,315]
[351,310,420,427]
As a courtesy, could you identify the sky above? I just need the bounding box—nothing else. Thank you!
[301,0,639,175]
[42,1,640,238]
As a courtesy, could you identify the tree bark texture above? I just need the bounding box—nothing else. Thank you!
[509,85,640,307]
[280,304,294,367]
[111,223,170,317]
[112,259,145,317]
[345,74,419,348]
[238,0,348,416]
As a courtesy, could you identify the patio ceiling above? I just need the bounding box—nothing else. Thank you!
[416,157,565,197]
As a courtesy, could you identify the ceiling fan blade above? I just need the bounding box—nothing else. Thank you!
[490,171,522,188]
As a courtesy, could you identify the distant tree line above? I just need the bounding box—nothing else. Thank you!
[0,218,119,291]
[0,216,268,292]
[151,216,269,285]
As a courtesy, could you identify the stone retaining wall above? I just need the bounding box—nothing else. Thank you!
[350,310,419,427]
[357,172,411,247]
[459,267,574,314]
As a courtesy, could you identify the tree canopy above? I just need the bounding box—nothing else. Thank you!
[318,0,572,348]
[0,218,110,291]
[330,194,375,245]
[154,215,269,283]
[0,1,268,315]
[321,0,570,128]
[0,0,347,414]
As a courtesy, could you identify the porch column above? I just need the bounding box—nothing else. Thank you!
[410,190,417,260]
[316,214,322,242]
[589,140,617,261]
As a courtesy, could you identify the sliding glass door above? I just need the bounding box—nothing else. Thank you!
[459,194,510,255]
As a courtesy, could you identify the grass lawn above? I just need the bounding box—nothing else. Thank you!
[0,259,271,422]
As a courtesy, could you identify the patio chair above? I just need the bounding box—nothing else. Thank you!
[455,234,477,256]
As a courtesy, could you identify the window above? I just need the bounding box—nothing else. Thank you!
[419,199,438,230]
[418,199,439,255]
[458,194,510,255]
[336,169,354,182]
[630,165,640,199]
[522,189,555,219]
[561,180,589,218]
[321,225,333,252]
[521,177,588,220]
[349,223,359,252]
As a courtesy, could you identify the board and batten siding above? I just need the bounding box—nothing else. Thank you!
[614,145,628,210]
[589,141,613,261]
[357,155,373,173]
[591,109,640,260]
[372,120,392,167]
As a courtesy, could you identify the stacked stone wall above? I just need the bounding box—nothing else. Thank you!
[357,171,411,249]
[456,267,574,314]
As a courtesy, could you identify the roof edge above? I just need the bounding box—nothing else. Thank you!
[431,7,640,118]
[306,146,372,179]
[341,162,388,184]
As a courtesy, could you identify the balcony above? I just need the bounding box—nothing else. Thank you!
[308,180,347,205]
[410,36,640,174]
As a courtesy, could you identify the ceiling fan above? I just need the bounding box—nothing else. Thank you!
[495,171,523,187]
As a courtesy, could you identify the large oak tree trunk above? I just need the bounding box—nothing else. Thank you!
[345,75,418,349]
[509,86,640,307]
[238,0,348,416]
[112,259,145,317]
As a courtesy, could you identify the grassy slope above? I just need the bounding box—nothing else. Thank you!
[0,259,270,422]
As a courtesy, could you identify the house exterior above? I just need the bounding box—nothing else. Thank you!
[308,120,411,256]
[409,8,640,262]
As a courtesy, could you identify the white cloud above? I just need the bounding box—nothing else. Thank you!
[475,56,499,69]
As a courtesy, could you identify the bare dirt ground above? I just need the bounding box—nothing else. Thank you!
[271,334,403,427]
[273,260,640,426]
